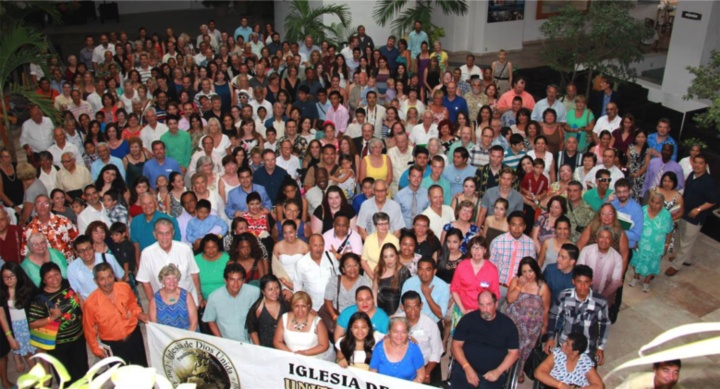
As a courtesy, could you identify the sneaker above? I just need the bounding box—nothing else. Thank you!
[628,278,639,287]
[642,283,650,293]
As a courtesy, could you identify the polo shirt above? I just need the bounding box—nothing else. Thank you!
[322,229,363,257]
[583,188,614,212]
[446,141,474,160]
[67,253,125,299]
[401,276,451,321]
[160,130,192,168]
[130,212,181,251]
[203,284,260,342]
[20,117,54,153]
[504,149,526,169]
[225,184,273,218]
[252,166,289,206]
[142,157,182,190]
[357,198,406,234]
[442,95,469,124]
[337,304,390,334]
[442,163,477,196]
[136,241,200,303]
[398,166,431,191]
[409,123,438,147]
[421,175,452,205]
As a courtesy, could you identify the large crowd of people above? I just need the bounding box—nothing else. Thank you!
[0,14,711,388]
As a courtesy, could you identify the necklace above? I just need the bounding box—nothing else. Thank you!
[291,317,308,331]
[1,164,15,182]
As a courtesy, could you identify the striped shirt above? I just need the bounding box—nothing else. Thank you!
[548,288,610,353]
[489,232,536,285]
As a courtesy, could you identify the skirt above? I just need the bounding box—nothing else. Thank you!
[11,319,36,356]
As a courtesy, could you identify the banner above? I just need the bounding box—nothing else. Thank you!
[147,323,426,389]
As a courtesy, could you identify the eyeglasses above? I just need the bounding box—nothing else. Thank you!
[2,275,16,280]
[76,247,94,253]
[598,178,612,183]
[61,159,73,164]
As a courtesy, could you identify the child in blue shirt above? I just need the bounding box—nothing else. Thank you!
[186,199,228,251]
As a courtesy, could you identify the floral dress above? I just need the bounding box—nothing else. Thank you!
[658,188,681,252]
[631,206,673,276]
[549,347,594,387]
[506,285,545,376]
[442,223,480,255]
[628,146,646,202]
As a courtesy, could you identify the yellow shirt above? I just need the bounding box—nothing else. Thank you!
[361,233,399,271]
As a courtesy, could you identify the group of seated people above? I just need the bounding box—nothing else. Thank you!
[2,14,710,388]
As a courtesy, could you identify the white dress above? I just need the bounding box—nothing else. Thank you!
[278,253,303,290]
[282,314,333,360]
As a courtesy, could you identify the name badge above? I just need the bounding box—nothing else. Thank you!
[413,330,425,337]
[480,281,490,288]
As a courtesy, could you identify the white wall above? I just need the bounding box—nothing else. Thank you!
[115,0,197,15]
[522,0,544,42]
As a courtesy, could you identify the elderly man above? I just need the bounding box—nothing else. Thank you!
[140,108,169,150]
[142,141,182,190]
[90,143,125,180]
[203,263,260,342]
[67,89,94,120]
[276,140,301,181]
[532,84,567,123]
[464,78,485,122]
[294,234,338,311]
[77,185,111,233]
[398,291,443,385]
[387,131,414,194]
[68,234,124,300]
[591,102,621,144]
[136,218,203,305]
[20,105,55,163]
[83,263,147,365]
[451,290,520,389]
[22,195,78,260]
[578,226,624,300]
[55,152,92,201]
[357,179,405,239]
[409,111,438,148]
[131,193,181,251]
[48,127,83,168]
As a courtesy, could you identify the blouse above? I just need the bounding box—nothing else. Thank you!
[362,233,399,272]
[369,340,425,381]
[28,286,83,344]
[550,348,594,387]
[450,260,500,311]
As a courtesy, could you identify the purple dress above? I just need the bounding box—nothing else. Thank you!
[506,288,545,374]
[417,57,431,91]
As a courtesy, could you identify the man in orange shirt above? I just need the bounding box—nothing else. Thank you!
[82,263,148,366]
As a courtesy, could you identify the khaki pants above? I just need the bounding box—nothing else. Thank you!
[671,219,702,270]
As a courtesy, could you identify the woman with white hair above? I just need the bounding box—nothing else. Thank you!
[149,264,198,331]
[358,138,393,187]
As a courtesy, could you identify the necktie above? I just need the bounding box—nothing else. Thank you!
[411,191,418,220]
[508,240,519,284]
[653,163,665,189]
[362,141,369,157]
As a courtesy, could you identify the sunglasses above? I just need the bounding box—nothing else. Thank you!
[598,178,612,183]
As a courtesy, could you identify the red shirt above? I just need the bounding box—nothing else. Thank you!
[450,259,500,311]
[0,225,23,263]
[521,173,548,195]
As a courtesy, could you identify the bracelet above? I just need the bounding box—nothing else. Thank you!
[4,331,11,336]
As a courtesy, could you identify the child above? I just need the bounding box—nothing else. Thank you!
[228,133,239,151]
[521,158,549,212]
[249,147,264,172]
[332,154,356,200]
[352,177,375,214]
[346,108,366,139]
[108,222,140,301]
[504,134,527,169]
[256,106,269,138]
[155,175,170,213]
[264,127,278,152]
[71,198,86,216]
[82,141,99,171]
[102,189,129,225]
[186,199,228,252]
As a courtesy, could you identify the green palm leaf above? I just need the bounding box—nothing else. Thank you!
[284,0,351,44]
[373,0,409,27]
[433,0,469,16]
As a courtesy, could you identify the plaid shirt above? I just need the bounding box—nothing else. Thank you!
[548,288,610,354]
[489,232,536,285]
[107,204,129,225]
[468,144,491,168]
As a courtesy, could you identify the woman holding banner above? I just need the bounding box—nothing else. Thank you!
[274,291,332,360]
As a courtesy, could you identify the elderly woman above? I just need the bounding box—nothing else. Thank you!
[535,332,603,389]
[369,316,425,383]
[565,95,595,154]
[195,155,220,192]
[149,264,198,331]
[274,291,331,360]
[323,253,372,328]
[21,233,68,288]
[311,186,357,234]
[629,192,674,292]
[358,138,393,186]
[17,162,47,226]
[361,212,400,280]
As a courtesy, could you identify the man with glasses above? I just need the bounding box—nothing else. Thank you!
[583,169,614,212]
[357,179,405,240]
[56,151,92,201]
[565,181,595,242]
[581,147,625,190]
[67,234,124,300]
[22,195,78,261]
[468,127,495,168]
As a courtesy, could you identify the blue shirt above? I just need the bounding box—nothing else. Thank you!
[252,166,288,206]
[398,166,431,190]
[378,46,400,71]
[395,186,430,228]
[408,30,429,58]
[233,26,252,42]
[142,157,182,190]
[531,98,568,123]
[352,193,369,214]
[91,156,126,181]
[225,184,273,218]
[67,252,125,299]
[203,284,260,342]
[543,266,574,306]
[442,95,469,124]
[186,215,228,243]
[369,340,425,381]
[337,304,389,334]
[130,212,181,251]
[442,163,476,196]
[647,133,678,161]
[610,198,643,249]
[401,276,450,321]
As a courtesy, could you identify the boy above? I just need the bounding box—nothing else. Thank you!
[102,189,128,225]
[186,199,228,251]
[108,222,140,301]
[264,127,278,152]
[521,158,548,210]
[504,134,526,169]
[352,177,375,214]
[346,108,366,138]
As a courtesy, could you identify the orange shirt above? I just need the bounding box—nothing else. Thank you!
[497,90,535,112]
[82,282,142,357]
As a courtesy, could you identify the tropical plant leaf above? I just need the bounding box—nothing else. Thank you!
[433,0,469,16]
[373,0,409,27]
[31,353,71,388]
[284,0,351,44]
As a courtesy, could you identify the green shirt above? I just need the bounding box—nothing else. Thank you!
[567,199,596,242]
[160,130,192,168]
[447,141,474,160]
[194,252,230,300]
[203,284,260,342]
[421,175,453,205]
[22,248,69,287]
[583,188,614,212]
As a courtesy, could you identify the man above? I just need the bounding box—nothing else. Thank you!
[497,76,535,114]
[565,181,595,242]
[82,263,147,365]
[463,78,485,122]
[90,143,125,180]
[176,191,197,243]
[348,71,367,113]
[556,135,583,174]
[249,86,272,120]
[54,82,73,111]
[451,290,519,389]
[611,178,644,254]
[531,84,567,122]
[378,35,399,72]
[578,226,624,297]
[666,153,718,275]
[582,148,625,190]
[489,211,536,301]
[442,82,468,124]
[591,102,621,144]
[501,96,523,128]
[234,17,252,42]
[92,34,116,71]
[306,167,329,218]
[294,234,338,311]
[395,166,430,228]
[356,25,374,52]
[357,179,405,239]
[590,76,620,119]
[353,123,380,158]
[407,21,429,59]
[559,83,578,114]
[22,195,78,260]
[647,118,678,161]
[460,54,482,83]
[77,185,111,233]
[325,91,349,134]
[398,291,443,385]
[253,149,289,206]
[583,169,614,212]
[387,131,414,194]
[410,111,438,148]
[68,235,124,300]
[452,67,471,98]
[140,108,169,150]
[617,360,683,389]
[544,243,579,305]
[155,76,177,107]
[504,134,526,170]
[643,143,684,199]
[160,115,191,173]
[341,36,360,67]
[364,91,386,138]
[265,102,288,138]
[0,209,23,263]
[20,105,55,163]
[67,89,94,121]
[421,185,455,238]
[37,78,59,102]
[477,168,523,226]
[292,85,318,127]
[277,119,308,160]
[275,140,301,181]
[137,218,202,304]
[55,152,91,201]
[421,156,452,205]
[334,286,389,341]
[304,144,339,190]
[79,35,95,69]
[442,147,476,197]
[447,126,474,160]
[398,146,431,190]
[48,128,83,168]
[135,53,153,83]
[142,141,181,190]
[545,265,610,365]
[130,193,181,252]
[468,127,495,168]
[401,257,450,322]
[203,262,260,342]
[323,213,363,260]
[475,145,507,199]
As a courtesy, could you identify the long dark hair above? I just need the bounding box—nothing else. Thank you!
[39,262,69,291]
[319,185,352,221]
[516,155,534,180]
[230,232,263,261]
[94,164,128,202]
[339,311,375,364]
[516,256,544,284]
[634,128,650,162]
[129,176,152,204]
[0,263,38,310]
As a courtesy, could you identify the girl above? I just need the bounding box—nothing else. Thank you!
[155,175,170,214]
[0,263,37,374]
[332,154,356,201]
[482,198,510,244]
[336,311,382,370]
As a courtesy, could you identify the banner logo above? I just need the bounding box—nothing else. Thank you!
[162,337,241,389]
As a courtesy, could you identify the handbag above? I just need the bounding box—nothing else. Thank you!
[30,296,61,351]
[523,336,547,381]
[317,275,341,339]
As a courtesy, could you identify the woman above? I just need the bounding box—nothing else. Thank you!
[332,55,350,90]
[94,164,128,202]
[28,262,87,383]
[593,130,613,163]
[298,117,317,148]
[381,109,401,144]
[337,135,360,174]
[149,264,198,331]
[361,212,400,280]
[240,191,274,238]
[398,233,422,276]
[511,108,531,138]
[479,84,499,113]
[627,129,651,202]
[542,164,573,209]
[427,90,449,125]
[450,236,499,328]
[272,221,309,300]
[188,114,205,151]
[220,113,238,138]
[653,171,684,259]
[214,71,234,112]
[121,113,143,140]
[247,274,290,347]
[205,118,233,158]
[629,192,673,292]
[451,177,479,220]
[50,189,77,224]
[573,153,597,188]
[404,107,420,135]
[412,215,442,261]
[538,216,572,270]
[105,123,129,159]
[481,197,510,244]
[311,186,356,234]
[532,196,567,253]
[438,119,458,154]
[492,50,513,94]
[0,149,25,211]
[195,234,230,301]
[415,42,431,91]
[506,257,551,383]
[0,263,37,374]
[283,66,300,102]
[336,311,382,369]
[358,139,393,186]
[535,333,603,389]
[374,57,392,103]
[21,233,68,288]
[524,120,540,151]
[369,316,425,382]
[128,176,152,217]
[274,291,331,360]
[324,252,372,323]
[577,203,630,268]
[122,137,150,188]
[217,156,240,204]
[441,199,479,254]
[373,243,411,315]
[401,89,425,120]
[475,105,493,138]
[424,57,441,97]
[527,135,556,182]
[437,228,465,285]
[163,172,186,218]
[565,95,595,153]
[320,122,339,150]
[612,113,637,155]
[540,108,565,155]
[231,232,269,286]
[238,119,264,154]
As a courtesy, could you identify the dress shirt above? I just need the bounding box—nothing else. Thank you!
[459,65,482,83]
[401,276,450,321]
[641,158,684,196]
[276,155,301,180]
[468,144,491,168]
[67,253,125,299]
[647,133,678,161]
[306,186,326,217]
[186,215,228,243]
[294,252,339,311]
[489,232,536,285]
[408,30,429,58]
[548,288,610,352]
[136,241,200,303]
[396,312,443,364]
[326,104,349,134]
[322,229,363,258]
[176,211,193,243]
[357,198,405,234]
[82,282,141,357]
[442,95,468,124]
[387,146,415,194]
[577,244,623,298]
[77,204,111,234]
[610,198,644,249]
[203,285,260,342]
[47,142,83,168]
[395,186,430,228]
[140,123,169,149]
[531,98,567,122]
[20,117,54,153]
[252,166,289,206]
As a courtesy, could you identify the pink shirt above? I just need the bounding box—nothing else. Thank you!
[326,104,349,134]
[450,259,500,311]
[498,90,535,112]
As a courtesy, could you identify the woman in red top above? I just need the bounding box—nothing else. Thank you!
[521,158,549,225]
[450,236,499,330]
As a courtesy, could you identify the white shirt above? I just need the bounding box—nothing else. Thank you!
[140,122,169,149]
[92,43,116,64]
[293,252,338,311]
[20,117,54,153]
[77,204,110,233]
[364,105,386,139]
[409,123,438,146]
[249,99,273,120]
[38,168,57,193]
[460,64,482,82]
[119,91,139,109]
[86,92,103,113]
[421,205,456,238]
[387,146,415,194]
[582,164,626,189]
[136,241,200,303]
[305,186,325,217]
[276,155,301,180]
[592,115,622,137]
[397,312,443,364]
[527,149,554,179]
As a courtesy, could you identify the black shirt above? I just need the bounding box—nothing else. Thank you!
[683,172,719,225]
[452,311,519,377]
